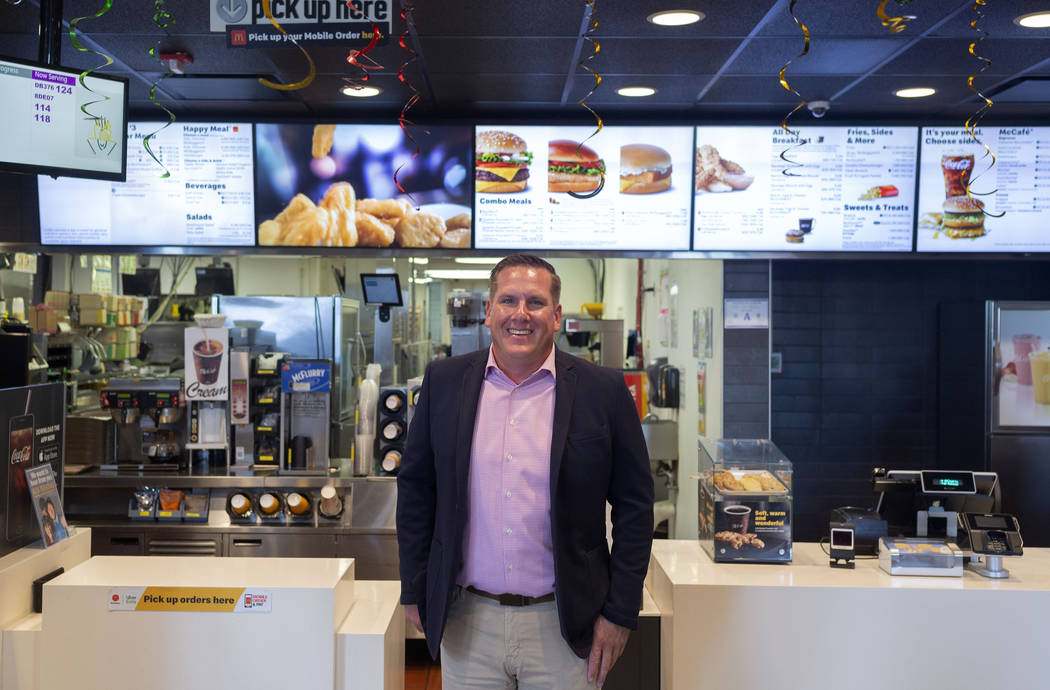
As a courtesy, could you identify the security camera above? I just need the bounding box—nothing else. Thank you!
[807,100,831,118]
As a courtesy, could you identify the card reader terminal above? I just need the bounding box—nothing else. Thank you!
[961,512,1023,579]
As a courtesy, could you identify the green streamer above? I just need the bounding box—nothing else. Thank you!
[144,0,177,178]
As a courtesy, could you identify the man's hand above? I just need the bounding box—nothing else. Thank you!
[403,604,423,633]
[587,615,629,687]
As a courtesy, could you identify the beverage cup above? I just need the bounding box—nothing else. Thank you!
[941,153,975,199]
[798,218,813,234]
[192,339,224,385]
[1013,334,1041,385]
[1030,352,1050,405]
[724,504,751,534]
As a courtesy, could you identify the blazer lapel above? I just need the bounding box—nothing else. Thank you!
[549,348,577,499]
[456,351,487,508]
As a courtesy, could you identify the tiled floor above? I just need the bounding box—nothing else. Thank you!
[405,639,442,689]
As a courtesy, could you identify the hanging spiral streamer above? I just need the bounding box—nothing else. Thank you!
[394,2,427,202]
[777,0,810,176]
[344,0,384,93]
[876,0,916,33]
[963,0,1004,217]
[144,0,177,178]
[68,0,115,126]
[568,0,605,199]
[258,0,316,91]
[3,1,24,5]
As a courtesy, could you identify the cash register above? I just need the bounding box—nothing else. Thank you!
[873,469,1024,578]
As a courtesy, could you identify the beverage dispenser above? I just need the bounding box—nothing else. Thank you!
[281,359,331,474]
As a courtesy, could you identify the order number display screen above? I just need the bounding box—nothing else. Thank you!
[0,56,127,180]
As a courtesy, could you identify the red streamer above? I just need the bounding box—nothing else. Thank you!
[394,2,426,202]
[344,0,383,92]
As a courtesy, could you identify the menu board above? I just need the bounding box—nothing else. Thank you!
[917,127,1050,252]
[0,57,127,181]
[39,122,255,246]
[693,126,918,252]
[473,125,693,251]
[255,124,472,248]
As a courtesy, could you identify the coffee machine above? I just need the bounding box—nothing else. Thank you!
[447,289,491,356]
[100,378,184,470]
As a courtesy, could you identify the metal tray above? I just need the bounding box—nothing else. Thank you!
[712,469,789,495]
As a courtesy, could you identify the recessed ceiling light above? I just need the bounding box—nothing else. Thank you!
[1015,11,1050,28]
[617,86,656,98]
[647,10,705,26]
[341,85,381,97]
[895,87,936,98]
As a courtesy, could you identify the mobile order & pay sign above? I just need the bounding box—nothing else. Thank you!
[109,587,272,612]
[211,0,393,47]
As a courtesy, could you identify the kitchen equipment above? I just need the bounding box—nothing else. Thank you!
[281,359,332,475]
[878,537,964,576]
[561,316,623,368]
[829,522,855,568]
[100,378,184,470]
[829,507,886,555]
[873,469,1000,539]
[212,295,360,461]
[447,289,491,357]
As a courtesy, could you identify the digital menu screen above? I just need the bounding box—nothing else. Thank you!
[255,124,472,248]
[693,126,918,252]
[473,125,693,251]
[0,56,127,181]
[39,122,255,246]
[917,126,1050,252]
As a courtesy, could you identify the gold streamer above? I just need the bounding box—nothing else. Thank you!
[963,0,1004,217]
[258,0,316,91]
[570,0,604,199]
[68,0,115,127]
[777,0,810,176]
[876,0,916,33]
[144,0,177,178]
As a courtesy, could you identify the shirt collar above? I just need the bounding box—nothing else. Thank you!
[485,345,557,384]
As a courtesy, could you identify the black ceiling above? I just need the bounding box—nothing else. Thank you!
[1,0,1049,124]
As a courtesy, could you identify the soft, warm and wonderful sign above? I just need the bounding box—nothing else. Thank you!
[108,587,272,613]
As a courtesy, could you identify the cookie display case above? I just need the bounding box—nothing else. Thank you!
[698,438,793,563]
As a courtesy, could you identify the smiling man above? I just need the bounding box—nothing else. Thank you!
[397,254,654,689]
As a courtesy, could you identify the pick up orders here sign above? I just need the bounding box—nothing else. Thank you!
[108,587,272,613]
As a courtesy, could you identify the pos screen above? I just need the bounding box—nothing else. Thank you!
[360,274,403,306]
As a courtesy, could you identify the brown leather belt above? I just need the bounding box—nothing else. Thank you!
[465,586,555,607]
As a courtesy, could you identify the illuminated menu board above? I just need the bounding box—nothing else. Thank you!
[39,122,255,246]
[917,126,1050,252]
[473,125,693,251]
[0,56,127,181]
[692,126,918,252]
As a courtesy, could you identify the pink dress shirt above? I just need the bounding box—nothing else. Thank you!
[457,346,557,597]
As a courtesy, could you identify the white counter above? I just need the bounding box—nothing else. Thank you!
[41,556,355,690]
[648,540,1050,690]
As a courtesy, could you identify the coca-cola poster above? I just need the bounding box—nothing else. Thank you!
[2,383,65,558]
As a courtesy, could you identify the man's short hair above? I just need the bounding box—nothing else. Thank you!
[489,255,561,305]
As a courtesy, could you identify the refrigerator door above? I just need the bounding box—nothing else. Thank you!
[987,300,1050,432]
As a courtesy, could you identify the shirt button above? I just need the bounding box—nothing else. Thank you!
[507,565,514,571]
[506,490,512,498]
[506,453,513,461]
[506,528,512,535]
[510,419,518,426]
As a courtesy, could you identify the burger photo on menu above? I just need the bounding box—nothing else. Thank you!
[619,144,672,194]
[941,195,986,238]
[475,130,533,193]
[548,139,605,193]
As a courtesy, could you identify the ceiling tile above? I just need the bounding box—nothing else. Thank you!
[700,75,854,104]
[594,38,741,75]
[876,38,1047,76]
[727,37,910,75]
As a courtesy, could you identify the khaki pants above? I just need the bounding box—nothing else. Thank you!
[440,588,592,689]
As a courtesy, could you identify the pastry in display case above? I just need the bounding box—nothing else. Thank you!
[698,438,793,563]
